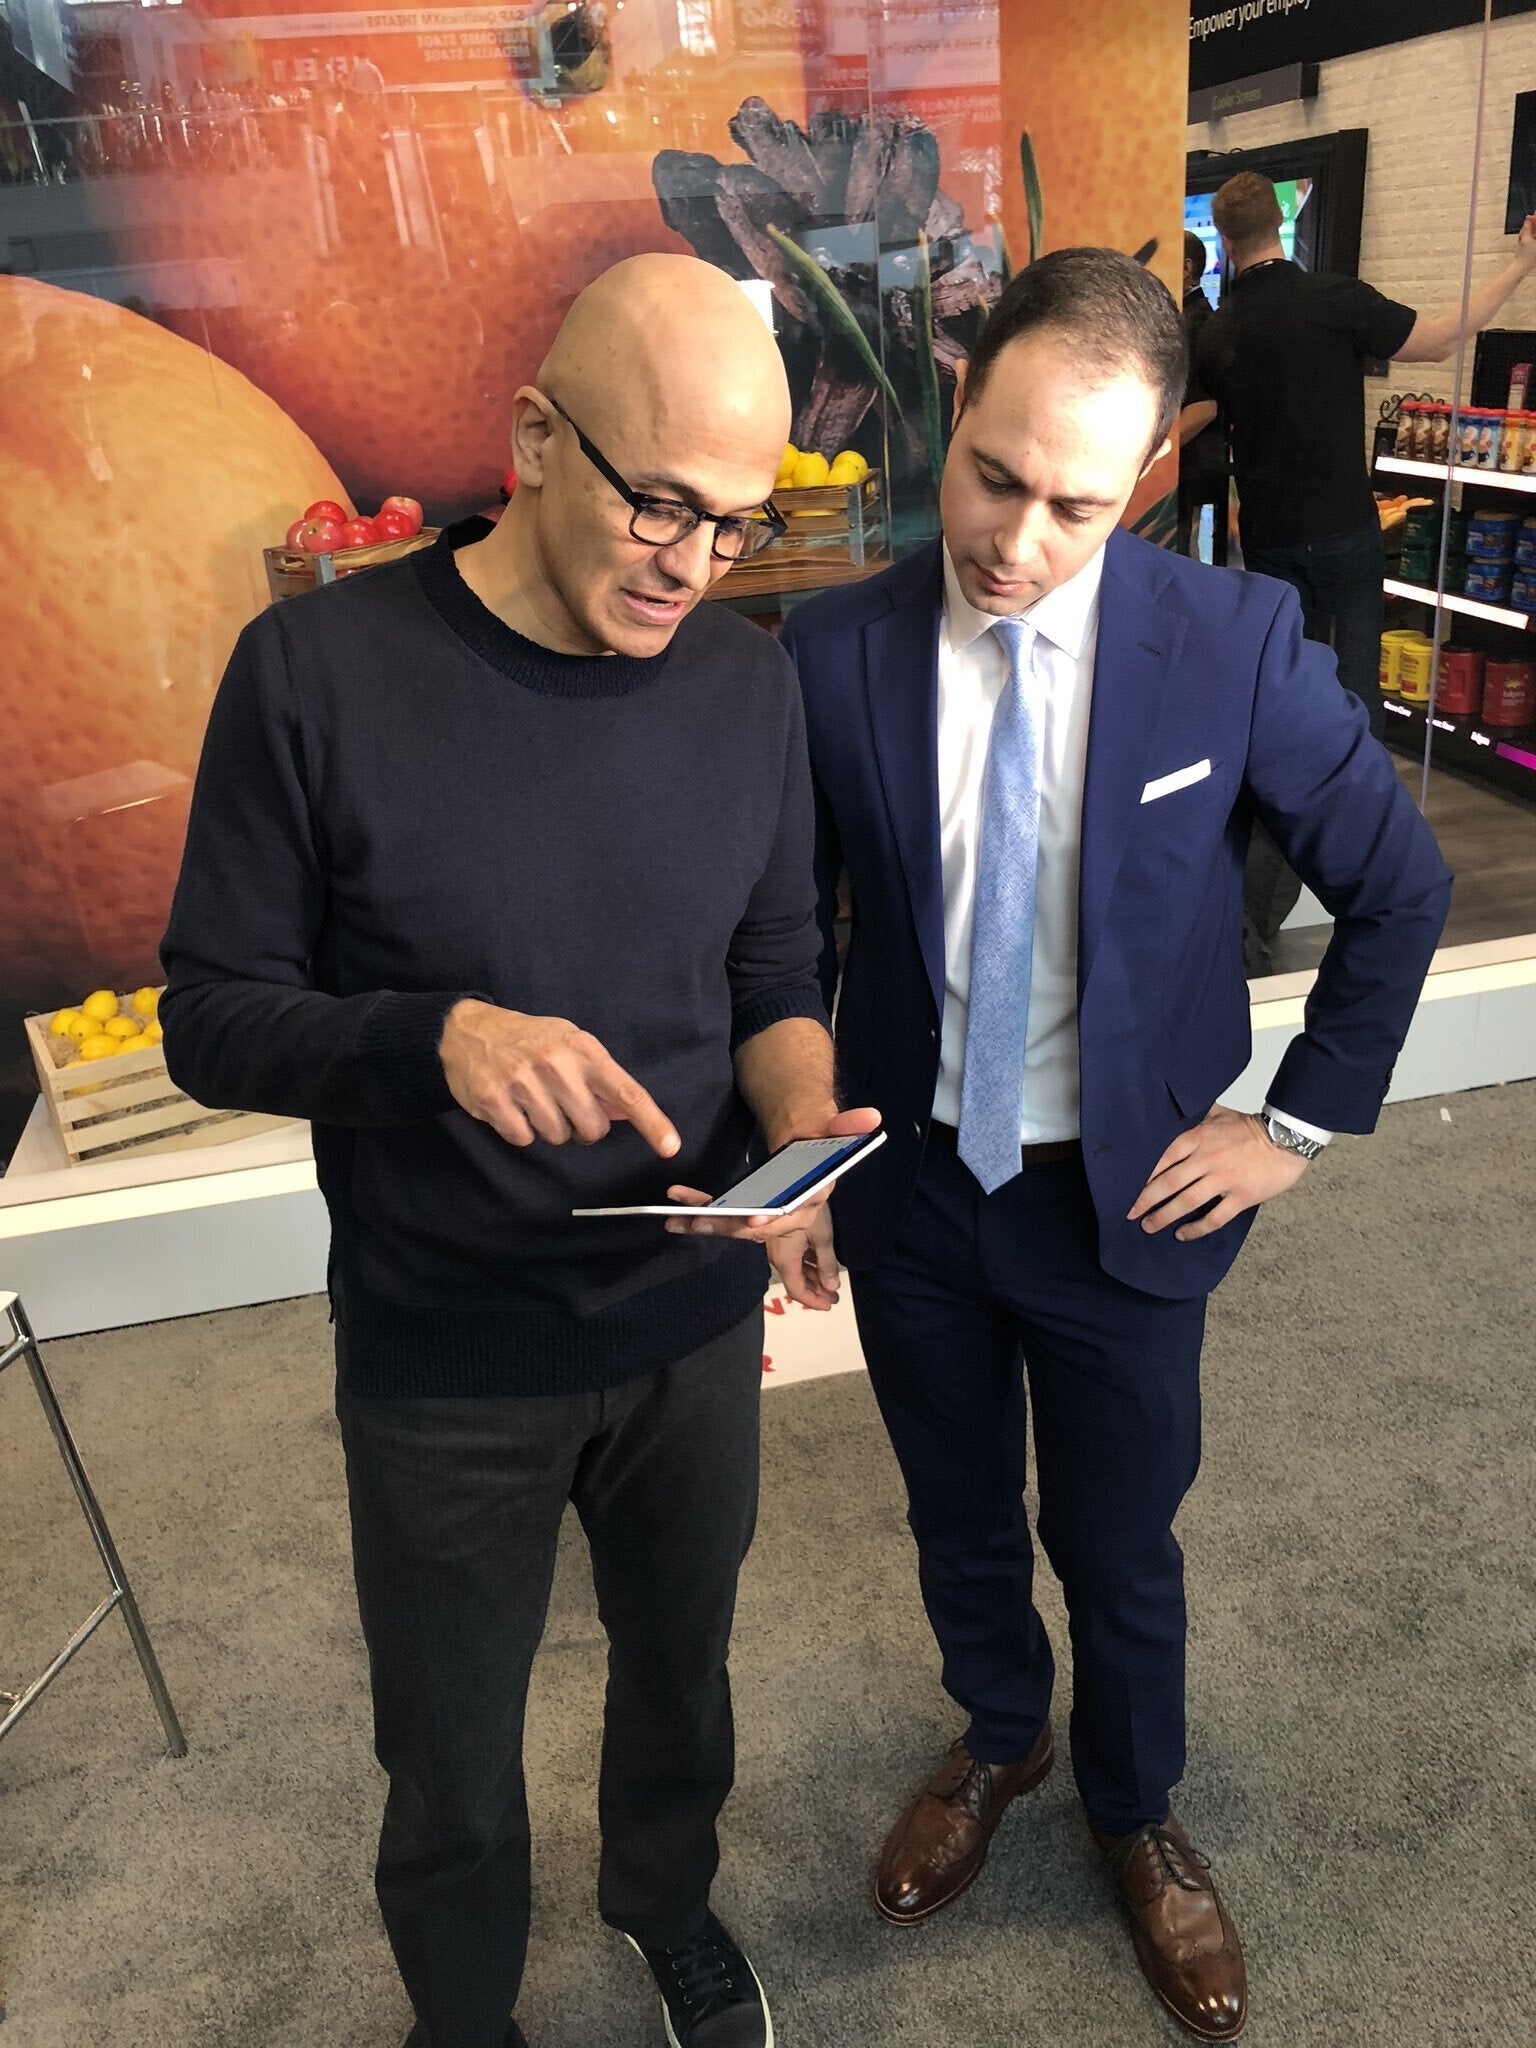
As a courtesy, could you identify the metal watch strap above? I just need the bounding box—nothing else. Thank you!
[1261,1112,1325,1162]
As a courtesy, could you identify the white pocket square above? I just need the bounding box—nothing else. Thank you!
[1141,759,1213,804]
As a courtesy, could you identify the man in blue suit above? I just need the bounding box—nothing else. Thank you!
[779,249,1450,2042]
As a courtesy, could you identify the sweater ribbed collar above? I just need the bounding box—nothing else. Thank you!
[412,517,674,698]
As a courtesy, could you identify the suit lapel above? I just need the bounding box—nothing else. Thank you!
[1078,532,1188,996]
[863,543,946,1019]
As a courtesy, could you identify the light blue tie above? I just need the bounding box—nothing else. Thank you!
[958,617,1041,1194]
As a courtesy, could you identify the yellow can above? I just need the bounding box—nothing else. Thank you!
[1396,635,1436,703]
[1379,629,1420,694]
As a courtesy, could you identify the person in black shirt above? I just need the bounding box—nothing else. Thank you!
[1196,172,1536,732]
[162,255,878,2048]
[1193,172,1536,966]
[1175,231,1225,559]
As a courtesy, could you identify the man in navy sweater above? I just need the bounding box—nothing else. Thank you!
[161,255,875,2048]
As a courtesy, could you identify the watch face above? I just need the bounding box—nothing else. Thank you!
[1268,1117,1318,1157]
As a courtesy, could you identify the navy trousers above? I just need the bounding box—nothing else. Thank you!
[851,1142,1207,1835]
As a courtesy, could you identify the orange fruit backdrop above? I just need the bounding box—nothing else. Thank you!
[0,278,345,1010]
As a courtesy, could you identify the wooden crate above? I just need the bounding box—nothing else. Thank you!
[25,1000,291,1167]
[263,526,439,603]
[773,470,885,563]
[716,472,887,600]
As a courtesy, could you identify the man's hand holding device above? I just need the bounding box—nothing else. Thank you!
[657,1109,884,1313]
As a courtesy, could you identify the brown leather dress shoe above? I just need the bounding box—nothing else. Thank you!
[874,1724,1054,1924]
[1092,1815,1247,2041]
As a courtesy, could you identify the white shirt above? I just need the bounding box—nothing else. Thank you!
[928,543,1332,1154]
[931,544,1100,1144]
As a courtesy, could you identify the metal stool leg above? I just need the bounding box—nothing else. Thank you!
[0,1291,186,1756]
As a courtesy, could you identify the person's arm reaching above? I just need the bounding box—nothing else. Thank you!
[1393,213,1536,363]
[1177,400,1218,446]
[663,668,878,1307]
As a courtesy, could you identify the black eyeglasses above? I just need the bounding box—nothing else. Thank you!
[547,396,786,563]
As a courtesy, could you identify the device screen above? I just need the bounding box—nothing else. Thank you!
[710,1135,873,1211]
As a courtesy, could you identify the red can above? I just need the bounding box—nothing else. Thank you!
[1481,658,1536,728]
[1437,646,1484,716]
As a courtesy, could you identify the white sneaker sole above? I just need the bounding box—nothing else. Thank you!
[623,1933,775,2048]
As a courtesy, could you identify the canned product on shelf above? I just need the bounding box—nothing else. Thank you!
[1474,410,1504,468]
[1456,409,1483,464]
[1464,562,1515,603]
[1379,629,1420,693]
[1394,402,1420,457]
[1510,570,1536,615]
[1429,404,1452,465]
[1498,412,1529,473]
[1481,658,1536,727]
[1436,646,1484,715]
[1466,510,1520,559]
[1396,637,1436,703]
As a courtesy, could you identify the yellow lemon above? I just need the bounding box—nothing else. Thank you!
[50,1007,82,1037]
[116,1032,153,1054]
[131,987,161,1018]
[790,451,830,489]
[103,1015,140,1040]
[832,449,870,480]
[78,1033,122,1061]
[827,459,862,488]
[82,989,121,1023]
[64,1013,97,1043]
[143,1019,164,1045]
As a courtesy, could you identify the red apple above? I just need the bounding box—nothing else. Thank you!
[302,499,348,525]
[288,516,346,553]
[338,517,382,549]
[378,494,424,534]
[374,509,417,542]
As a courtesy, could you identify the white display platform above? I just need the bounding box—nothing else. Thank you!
[5,933,1535,1341]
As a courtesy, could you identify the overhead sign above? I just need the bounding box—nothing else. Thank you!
[1189,0,1536,93]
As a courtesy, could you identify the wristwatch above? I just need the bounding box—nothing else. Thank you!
[1259,1111,1325,1162]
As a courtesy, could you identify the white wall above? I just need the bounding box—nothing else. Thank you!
[1187,15,1536,449]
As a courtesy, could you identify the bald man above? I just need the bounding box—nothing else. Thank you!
[162,256,871,2048]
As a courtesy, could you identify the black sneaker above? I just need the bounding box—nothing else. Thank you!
[627,1911,773,2048]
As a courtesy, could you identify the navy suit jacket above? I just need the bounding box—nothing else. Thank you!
[779,531,1452,1300]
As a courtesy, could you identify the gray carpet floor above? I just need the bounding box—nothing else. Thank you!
[2,1084,1534,2047]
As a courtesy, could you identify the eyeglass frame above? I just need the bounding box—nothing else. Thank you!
[544,395,787,562]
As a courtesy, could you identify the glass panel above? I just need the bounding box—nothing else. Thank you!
[0,0,1194,1178]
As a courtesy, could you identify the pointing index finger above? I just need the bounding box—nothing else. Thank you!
[592,1051,680,1158]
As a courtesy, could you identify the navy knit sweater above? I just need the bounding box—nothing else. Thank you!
[160,521,828,1395]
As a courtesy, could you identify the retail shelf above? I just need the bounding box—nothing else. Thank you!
[1376,454,1536,494]
[1383,576,1534,630]
[1381,693,1536,804]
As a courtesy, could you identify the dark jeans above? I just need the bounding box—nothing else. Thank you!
[336,1309,764,2048]
[850,1145,1207,1836]
[1241,520,1386,967]
[1244,520,1386,741]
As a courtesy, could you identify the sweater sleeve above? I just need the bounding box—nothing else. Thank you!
[725,656,830,1051]
[159,608,478,1126]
